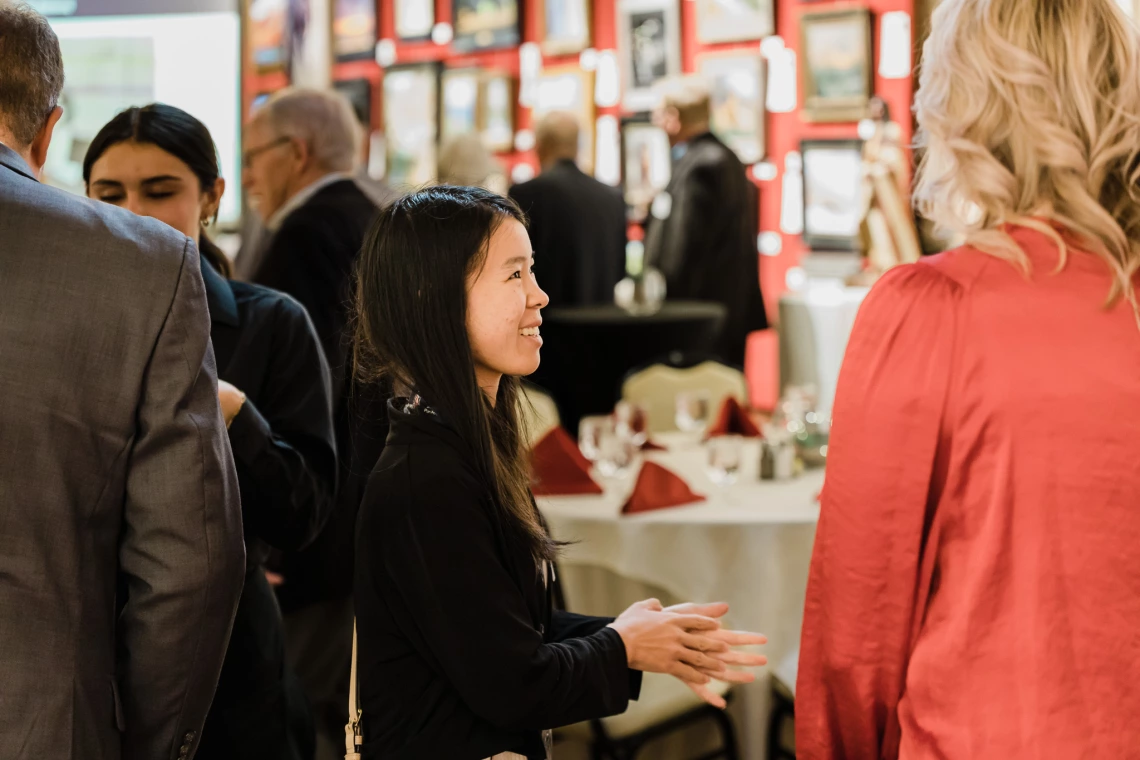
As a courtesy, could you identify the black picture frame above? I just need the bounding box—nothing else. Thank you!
[333,78,373,132]
[452,0,521,52]
[801,139,864,251]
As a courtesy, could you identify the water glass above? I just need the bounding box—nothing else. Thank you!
[578,415,610,462]
[706,435,742,486]
[675,390,712,435]
[614,401,649,447]
[596,422,637,478]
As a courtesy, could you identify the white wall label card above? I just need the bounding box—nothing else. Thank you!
[511,163,536,184]
[759,231,783,257]
[752,162,778,182]
[375,39,397,68]
[431,22,454,45]
[780,150,804,235]
[595,115,621,186]
[766,48,797,114]
[519,43,542,107]
[595,50,621,108]
[878,11,912,79]
[514,129,536,153]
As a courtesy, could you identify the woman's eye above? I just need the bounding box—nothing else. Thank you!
[509,270,522,280]
[97,194,125,203]
[147,191,175,200]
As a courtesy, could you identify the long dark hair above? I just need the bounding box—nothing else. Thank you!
[83,103,232,277]
[354,186,555,563]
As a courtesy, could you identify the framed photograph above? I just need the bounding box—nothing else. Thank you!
[383,64,440,190]
[395,0,435,41]
[698,51,766,164]
[534,66,596,173]
[481,72,516,153]
[332,0,377,61]
[334,78,373,132]
[801,8,873,123]
[695,0,772,44]
[453,0,521,52]
[541,0,592,56]
[617,0,682,112]
[247,0,290,73]
[801,139,864,251]
[621,116,671,217]
[441,68,482,142]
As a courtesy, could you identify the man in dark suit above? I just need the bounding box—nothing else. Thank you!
[644,76,768,367]
[240,87,384,760]
[0,6,244,759]
[509,111,627,308]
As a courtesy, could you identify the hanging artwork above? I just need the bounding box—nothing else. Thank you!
[453,0,521,51]
[395,0,435,40]
[695,0,772,44]
[698,51,766,164]
[247,0,290,73]
[621,116,671,219]
[800,8,873,123]
[617,0,682,112]
[383,64,440,189]
[481,72,516,153]
[541,0,592,56]
[441,68,482,142]
[801,139,864,250]
[333,78,372,132]
[332,0,376,61]
[534,66,596,173]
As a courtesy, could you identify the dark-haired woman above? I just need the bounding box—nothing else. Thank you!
[85,103,337,760]
[352,186,767,760]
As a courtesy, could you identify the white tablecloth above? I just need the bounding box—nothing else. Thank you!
[537,436,822,760]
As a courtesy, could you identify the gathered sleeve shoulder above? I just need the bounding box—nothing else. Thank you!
[796,261,962,759]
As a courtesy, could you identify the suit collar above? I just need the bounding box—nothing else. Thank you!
[0,142,36,182]
[199,253,240,327]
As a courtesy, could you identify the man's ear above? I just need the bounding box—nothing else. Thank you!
[28,105,63,176]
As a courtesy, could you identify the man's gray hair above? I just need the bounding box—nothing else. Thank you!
[254,87,361,173]
[0,2,64,147]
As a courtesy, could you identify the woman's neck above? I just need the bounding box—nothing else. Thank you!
[475,365,501,407]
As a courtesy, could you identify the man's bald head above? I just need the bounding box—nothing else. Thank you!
[535,111,580,169]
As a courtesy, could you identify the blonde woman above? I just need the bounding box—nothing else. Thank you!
[797,0,1140,758]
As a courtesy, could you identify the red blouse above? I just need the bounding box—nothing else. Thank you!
[797,227,1140,759]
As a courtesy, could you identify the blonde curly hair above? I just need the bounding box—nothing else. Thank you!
[914,0,1140,319]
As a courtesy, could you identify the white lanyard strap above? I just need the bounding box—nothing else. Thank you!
[345,619,362,760]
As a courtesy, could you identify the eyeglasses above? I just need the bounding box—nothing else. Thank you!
[242,136,292,170]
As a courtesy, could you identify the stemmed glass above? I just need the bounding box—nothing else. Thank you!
[674,390,712,439]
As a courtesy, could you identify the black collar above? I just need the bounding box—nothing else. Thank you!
[199,253,240,327]
[0,143,37,182]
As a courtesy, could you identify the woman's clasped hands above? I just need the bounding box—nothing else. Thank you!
[608,599,768,708]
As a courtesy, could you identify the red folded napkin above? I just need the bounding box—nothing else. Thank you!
[641,439,667,451]
[622,462,706,514]
[706,397,762,438]
[530,427,604,496]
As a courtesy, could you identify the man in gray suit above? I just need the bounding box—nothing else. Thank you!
[0,5,245,759]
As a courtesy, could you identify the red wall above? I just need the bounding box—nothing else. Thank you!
[244,0,916,408]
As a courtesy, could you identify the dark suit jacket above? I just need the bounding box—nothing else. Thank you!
[644,133,768,366]
[510,160,627,308]
[197,260,336,759]
[0,144,244,760]
[252,179,385,612]
[355,403,641,760]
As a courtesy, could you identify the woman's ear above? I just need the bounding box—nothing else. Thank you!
[201,177,226,222]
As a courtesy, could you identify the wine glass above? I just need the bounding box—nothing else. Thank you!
[596,423,637,478]
[674,390,712,436]
[614,401,649,447]
[578,415,610,462]
[706,435,742,486]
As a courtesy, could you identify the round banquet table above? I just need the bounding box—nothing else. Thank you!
[528,301,727,434]
[536,434,823,760]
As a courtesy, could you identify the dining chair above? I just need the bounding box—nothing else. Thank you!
[522,381,562,446]
[621,354,749,434]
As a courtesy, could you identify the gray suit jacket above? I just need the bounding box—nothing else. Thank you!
[0,144,245,760]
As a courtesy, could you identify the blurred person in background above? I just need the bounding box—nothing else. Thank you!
[509,111,627,309]
[240,86,384,760]
[0,5,243,759]
[645,75,767,367]
[351,186,767,759]
[84,103,339,760]
[798,0,1140,757]
[438,132,508,194]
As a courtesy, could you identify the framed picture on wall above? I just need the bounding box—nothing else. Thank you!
[800,8,873,123]
[332,0,377,61]
[801,139,864,251]
[453,0,521,51]
[617,0,682,112]
[695,0,772,44]
[481,72,516,153]
[541,0,592,56]
[395,0,435,41]
[383,64,440,190]
[247,0,290,73]
[334,78,373,132]
[620,116,671,218]
[441,68,482,142]
[697,51,766,164]
[534,66,596,173]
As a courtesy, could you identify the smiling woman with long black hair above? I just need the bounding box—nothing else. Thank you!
[351,185,766,760]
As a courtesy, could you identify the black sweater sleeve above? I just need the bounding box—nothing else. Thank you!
[382,466,636,732]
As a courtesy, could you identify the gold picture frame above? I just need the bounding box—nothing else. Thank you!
[539,0,593,56]
[534,65,596,174]
[800,8,873,124]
